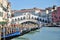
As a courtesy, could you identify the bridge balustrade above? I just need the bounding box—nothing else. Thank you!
[12,16,38,22]
[11,15,49,24]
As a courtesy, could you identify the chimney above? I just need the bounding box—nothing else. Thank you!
[53,5,57,10]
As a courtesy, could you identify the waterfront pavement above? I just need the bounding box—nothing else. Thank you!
[0,23,39,40]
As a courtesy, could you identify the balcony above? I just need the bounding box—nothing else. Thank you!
[0,3,8,12]
[3,6,8,12]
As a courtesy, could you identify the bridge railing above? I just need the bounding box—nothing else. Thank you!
[11,15,51,25]
[12,17,39,22]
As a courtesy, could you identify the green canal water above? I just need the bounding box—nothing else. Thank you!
[11,27,60,40]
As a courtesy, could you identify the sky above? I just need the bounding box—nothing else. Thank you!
[9,0,60,10]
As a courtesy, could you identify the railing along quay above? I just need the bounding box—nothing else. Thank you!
[0,23,39,40]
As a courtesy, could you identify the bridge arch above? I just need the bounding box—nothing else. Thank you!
[18,19,39,24]
[11,13,48,25]
[20,21,38,24]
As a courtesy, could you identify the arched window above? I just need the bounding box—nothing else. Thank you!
[40,19,41,21]
[15,19,17,21]
[37,18,39,20]
[48,21,50,23]
[21,17,22,20]
[18,18,20,21]
[45,20,47,23]
[23,17,25,19]
[32,17,33,19]
[35,17,37,20]
[42,19,44,22]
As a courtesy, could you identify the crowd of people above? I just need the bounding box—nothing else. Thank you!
[0,23,38,38]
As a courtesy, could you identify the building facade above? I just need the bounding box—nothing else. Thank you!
[52,6,60,25]
[57,7,60,23]
[45,7,53,23]
[0,0,11,22]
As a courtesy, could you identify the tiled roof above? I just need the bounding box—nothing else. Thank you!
[12,8,46,13]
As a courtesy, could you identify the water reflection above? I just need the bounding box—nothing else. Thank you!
[11,29,40,40]
[28,29,40,34]
[11,27,60,40]
[16,30,40,40]
[11,36,30,40]
[17,36,30,40]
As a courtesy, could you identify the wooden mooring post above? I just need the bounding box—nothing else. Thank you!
[0,29,1,40]
[0,25,2,40]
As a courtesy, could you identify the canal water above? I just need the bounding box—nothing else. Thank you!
[11,27,60,40]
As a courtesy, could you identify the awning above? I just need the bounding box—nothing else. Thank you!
[0,21,7,25]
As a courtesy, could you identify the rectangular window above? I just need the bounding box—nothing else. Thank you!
[54,16,57,19]
[59,17,60,19]
[0,3,2,7]
[0,12,3,17]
